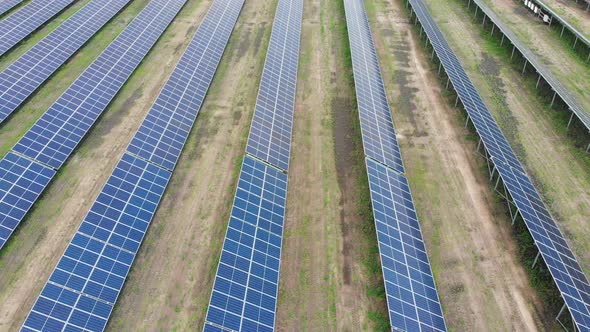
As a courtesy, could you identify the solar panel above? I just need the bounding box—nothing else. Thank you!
[343,0,405,174]
[492,158,590,330]
[204,0,303,330]
[204,155,288,332]
[0,0,133,124]
[22,152,171,332]
[343,0,448,330]
[366,158,446,332]
[244,0,303,172]
[0,0,75,56]
[0,0,23,17]
[13,0,188,170]
[126,0,246,171]
[0,152,55,249]
[23,0,246,329]
[407,0,590,329]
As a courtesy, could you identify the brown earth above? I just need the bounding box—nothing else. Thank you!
[367,0,551,330]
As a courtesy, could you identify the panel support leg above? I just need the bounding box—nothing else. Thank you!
[536,74,541,89]
[511,45,516,60]
[567,111,575,130]
[550,91,557,107]
[500,34,505,46]
[522,60,528,75]
[455,95,460,107]
[532,251,541,268]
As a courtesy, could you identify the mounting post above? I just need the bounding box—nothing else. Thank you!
[511,45,516,60]
[536,74,541,89]
[500,34,505,46]
[550,91,557,107]
[567,111,575,130]
[532,251,541,268]
[522,60,527,75]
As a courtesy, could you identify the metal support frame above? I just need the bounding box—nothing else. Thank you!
[532,251,541,268]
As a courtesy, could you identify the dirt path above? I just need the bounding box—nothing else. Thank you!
[428,0,590,281]
[106,0,277,330]
[542,0,590,36]
[276,0,383,330]
[367,0,551,330]
[482,0,590,119]
[0,0,212,330]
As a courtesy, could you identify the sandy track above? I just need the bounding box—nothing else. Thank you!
[367,0,549,330]
[105,0,277,330]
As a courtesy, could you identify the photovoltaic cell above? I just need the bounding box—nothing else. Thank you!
[22,153,170,332]
[245,0,302,172]
[0,0,133,124]
[204,0,303,330]
[204,155,288,332]
[23,0,246,329]
[0,152,55,250]
[0,0,75,56]
[343,0,447,330]
[366,158,445,332]
[407,0,590,329]
[0,0,23,17]
[13,0,187,170]
[343,0,404,174]
[127,0,245,171]
[492,158,590,330]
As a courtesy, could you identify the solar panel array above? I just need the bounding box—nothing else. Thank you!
[204,0,302,330]
[126,0,246,171]
[0,0,75,56]
[0,152,55,248]
[23,153,170,332]
[22,0,246,330]
[407,0,590,329]
[244,0,303,171]
[0,0,23,17]
[0,0,187,251]
[343,0,447,330]
[0,0,133,124]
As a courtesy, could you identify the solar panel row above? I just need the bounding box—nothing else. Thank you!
[343,0,447,330]
[22,0,246,330]
[204,0,303,331]
[0,0,23,17]
[127,0,246,171]
[23,152,170,332]
[0,0,133,124]
[407,0,590,329]
[0,152,55,248]
[245,0,303,172]
[0,0,187,251]
[0,0,75,56]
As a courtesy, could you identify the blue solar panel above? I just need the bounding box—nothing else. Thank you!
[343,0,447,329]
[0,0,133,124]
[0,0,23,17]
[22,153,171,332]
[204,0,302,330]
[245,0,303,172]
[492,158,590,330]
[343,0,405,174]
[366,158,446,332]
[0,0,74,56]
[23,0,246,329]
[12,0,187,170]
[204,155,288,332]
[127,0,245,171]
[407,0,590,329]
[0,152,55,250]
